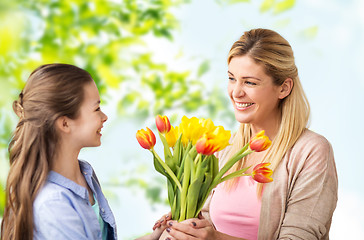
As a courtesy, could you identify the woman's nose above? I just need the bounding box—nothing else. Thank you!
[232,83,245,98]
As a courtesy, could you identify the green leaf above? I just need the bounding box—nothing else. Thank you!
[260,0,275,13]
[159,132,174,171]
[0,186,5,217]
[186,176,203,219]
[172,134,183,167]
[227,0,250,4]
[179,152,192,221]
[171,189,180,220]
[301,26,318,39]
[197,60,210,77]
[167,180,175,209]
[273,0,296,14]
[153,153,167,177]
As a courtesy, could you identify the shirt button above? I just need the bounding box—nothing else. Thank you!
[83,172,87,175]
[101,208,105,213]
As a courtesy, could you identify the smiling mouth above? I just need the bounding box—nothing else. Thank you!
[97,129,102,135]
[235,102,254,109]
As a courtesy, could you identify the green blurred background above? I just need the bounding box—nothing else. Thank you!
[1,0,363,239]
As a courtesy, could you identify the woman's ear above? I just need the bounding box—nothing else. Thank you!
[278,78,293,99]
[55,116,71,134]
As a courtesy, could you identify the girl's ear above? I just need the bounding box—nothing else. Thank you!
[278,78,293,99]
[55,116,71,134]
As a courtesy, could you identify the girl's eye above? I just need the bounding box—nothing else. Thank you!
[96,107,101,111]
[228,77,236,82]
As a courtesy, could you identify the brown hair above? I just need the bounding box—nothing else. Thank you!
[1,63,93,240]
[224,29,310,194]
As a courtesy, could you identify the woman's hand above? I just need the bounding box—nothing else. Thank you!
[166,217,218,240]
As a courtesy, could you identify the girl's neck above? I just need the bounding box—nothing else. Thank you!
[51,143,83,185]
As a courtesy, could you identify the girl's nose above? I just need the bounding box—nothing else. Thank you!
[102,111,108,123]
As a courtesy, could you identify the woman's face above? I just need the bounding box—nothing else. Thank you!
[227,55,283,131]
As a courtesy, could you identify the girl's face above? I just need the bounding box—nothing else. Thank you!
[227,55,283,132]
[69,81,108,149]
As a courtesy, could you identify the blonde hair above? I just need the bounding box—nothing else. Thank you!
[224,29,310,194]
[1,64,93,240]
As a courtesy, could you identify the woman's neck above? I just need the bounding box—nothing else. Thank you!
[250,113,281,141]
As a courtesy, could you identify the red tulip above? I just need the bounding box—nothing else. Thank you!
[251,163,273,183]
[249,130,271,152]
[155,115,171,134]
[136,127,156,150]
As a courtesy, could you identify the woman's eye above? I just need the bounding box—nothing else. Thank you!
[245,81,256,86]
[228,77,235,82]
[96,107,101,111]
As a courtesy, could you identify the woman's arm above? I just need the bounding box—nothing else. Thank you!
[260,133,338,239]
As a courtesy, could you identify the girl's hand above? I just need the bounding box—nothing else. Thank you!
[153,212,171,230]
[145,213,171,240]
[166,217,218,240]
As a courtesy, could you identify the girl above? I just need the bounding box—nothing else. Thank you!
[163,29,338,239]
[0,63,166,240]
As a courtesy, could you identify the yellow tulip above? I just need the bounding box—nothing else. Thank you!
[196,126,231,155]
[165,126,179,148]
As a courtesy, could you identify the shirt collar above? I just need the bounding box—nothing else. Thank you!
[47,160,93,201]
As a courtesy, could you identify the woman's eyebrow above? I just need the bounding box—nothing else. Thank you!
[228,71,262,81]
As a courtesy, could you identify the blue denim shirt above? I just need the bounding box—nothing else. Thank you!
[33,160,117,240]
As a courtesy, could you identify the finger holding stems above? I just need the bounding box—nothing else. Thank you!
[153,213,172,231]
[165,218,217,240]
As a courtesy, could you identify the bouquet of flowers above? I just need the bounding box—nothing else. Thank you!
[136,115,273,221]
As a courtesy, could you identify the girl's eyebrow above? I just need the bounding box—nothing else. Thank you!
[228,71,262,81]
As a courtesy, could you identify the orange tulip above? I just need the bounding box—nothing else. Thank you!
[136,127,156,150]
[155,115,171,134]
[249,130,271,152]
[251,163,273,183]
[196,135,215,155]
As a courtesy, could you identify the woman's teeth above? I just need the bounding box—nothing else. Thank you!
[236,102,253,108]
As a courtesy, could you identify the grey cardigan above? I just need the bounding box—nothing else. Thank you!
[205,130,338,240]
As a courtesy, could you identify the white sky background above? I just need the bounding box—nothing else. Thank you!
[80,0,364,238]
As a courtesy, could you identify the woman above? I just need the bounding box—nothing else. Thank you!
[164,29,338,239]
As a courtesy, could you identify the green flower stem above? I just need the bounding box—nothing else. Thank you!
[215,145,252,185]
[179,153,192,221]
[196,144,254,214]
[151,148,182,192]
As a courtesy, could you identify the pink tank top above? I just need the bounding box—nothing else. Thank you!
[209,176,261,240]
